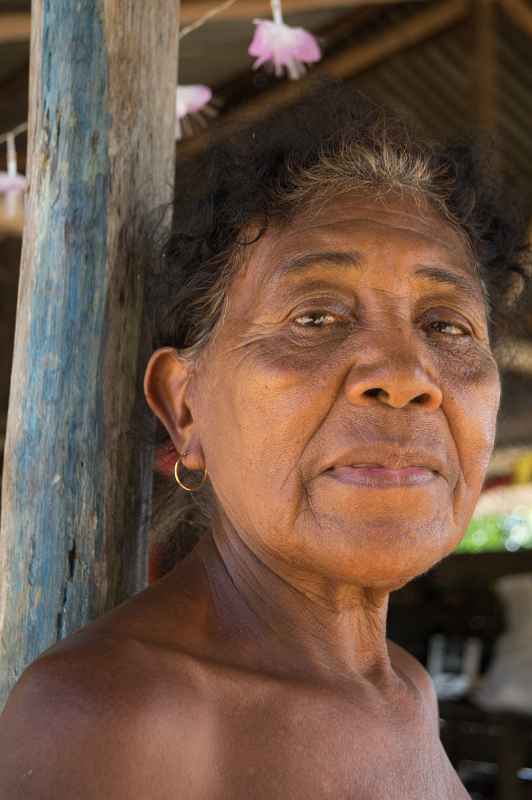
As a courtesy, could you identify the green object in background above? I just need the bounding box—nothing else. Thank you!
[456,511,532,553]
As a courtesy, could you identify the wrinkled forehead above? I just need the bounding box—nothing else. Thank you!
[230,191,481,305]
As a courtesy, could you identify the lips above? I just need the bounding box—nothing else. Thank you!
[323,442,446,479]
[328,464,437,488]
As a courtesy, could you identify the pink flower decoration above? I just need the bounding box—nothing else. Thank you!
[0,173,26,218]
[176,84,212,120]
[175,84,214,141]
[0,172,26,194]
[248,19,321,79]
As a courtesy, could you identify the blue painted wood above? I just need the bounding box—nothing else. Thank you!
[0,0,179,708]
[24,0,110,659]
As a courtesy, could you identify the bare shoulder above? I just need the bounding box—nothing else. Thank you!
[387,639,440,728]
[0,550,218,797]
[0,634,198,799]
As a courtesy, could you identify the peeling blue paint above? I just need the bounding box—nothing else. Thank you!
[13,1,111,665]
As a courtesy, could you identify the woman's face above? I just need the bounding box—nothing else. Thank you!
[177,193,501,589]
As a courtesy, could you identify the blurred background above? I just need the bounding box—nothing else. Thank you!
[1,1,532,797]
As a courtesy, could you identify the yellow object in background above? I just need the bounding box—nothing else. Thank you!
[512,453,532,484]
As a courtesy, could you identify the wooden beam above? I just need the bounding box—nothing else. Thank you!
[0,0,179,709]
[323,0,468,77]
[0,13,31,43]
[0,0,437,37]
[179,0,427,21]
[500,0,532,39]
[472,0,498,134]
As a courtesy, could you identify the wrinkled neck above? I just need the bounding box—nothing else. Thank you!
[194,527,396,691]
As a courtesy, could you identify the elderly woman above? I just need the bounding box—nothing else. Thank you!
[1,82,530,799]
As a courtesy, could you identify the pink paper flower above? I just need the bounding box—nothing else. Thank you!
[176,84,213,140]
[0,172,26,219]
[0,172,26,193]
[248,19,321,79]
[176,84,212,119]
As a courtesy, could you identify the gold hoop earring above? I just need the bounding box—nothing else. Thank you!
[174,455,208,492]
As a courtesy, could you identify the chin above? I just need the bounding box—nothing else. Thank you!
[295,511,460,588]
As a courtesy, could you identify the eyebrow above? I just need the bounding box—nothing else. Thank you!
[275,250,484,304]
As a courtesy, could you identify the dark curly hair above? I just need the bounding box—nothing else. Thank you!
[140,80,532,575]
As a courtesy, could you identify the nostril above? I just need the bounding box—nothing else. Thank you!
[364,387,382,398]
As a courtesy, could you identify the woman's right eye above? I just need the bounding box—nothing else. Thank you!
[293,311,339,328]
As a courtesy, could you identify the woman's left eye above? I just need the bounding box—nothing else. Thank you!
[428,319,471,336]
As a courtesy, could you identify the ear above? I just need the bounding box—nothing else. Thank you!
[143,347,202,469]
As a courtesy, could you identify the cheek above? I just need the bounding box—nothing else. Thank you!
[234,335,343,453]
[443,352,501,520]
[448,353,500,464]
[196,337,339,520]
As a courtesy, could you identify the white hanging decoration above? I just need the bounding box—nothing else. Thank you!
[0,131,26,219]
[248,0,321,80]
[472,574,532,714]
[176,84,219,141]
[173,0,235,140]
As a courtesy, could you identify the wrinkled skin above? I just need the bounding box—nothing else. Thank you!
[139,192,500,796]
[0,192,500,799]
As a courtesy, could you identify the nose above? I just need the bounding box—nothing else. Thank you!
[344,341,443,411]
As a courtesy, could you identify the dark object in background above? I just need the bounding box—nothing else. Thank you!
[458,760,497,800]
[427,634,483,701]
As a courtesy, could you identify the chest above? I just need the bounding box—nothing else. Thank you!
[218,711,464,799]
[164,682,469,800]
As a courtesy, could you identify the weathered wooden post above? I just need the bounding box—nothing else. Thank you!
[0,0,179,709]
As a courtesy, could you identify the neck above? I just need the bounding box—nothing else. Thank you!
[193,525,398,693]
